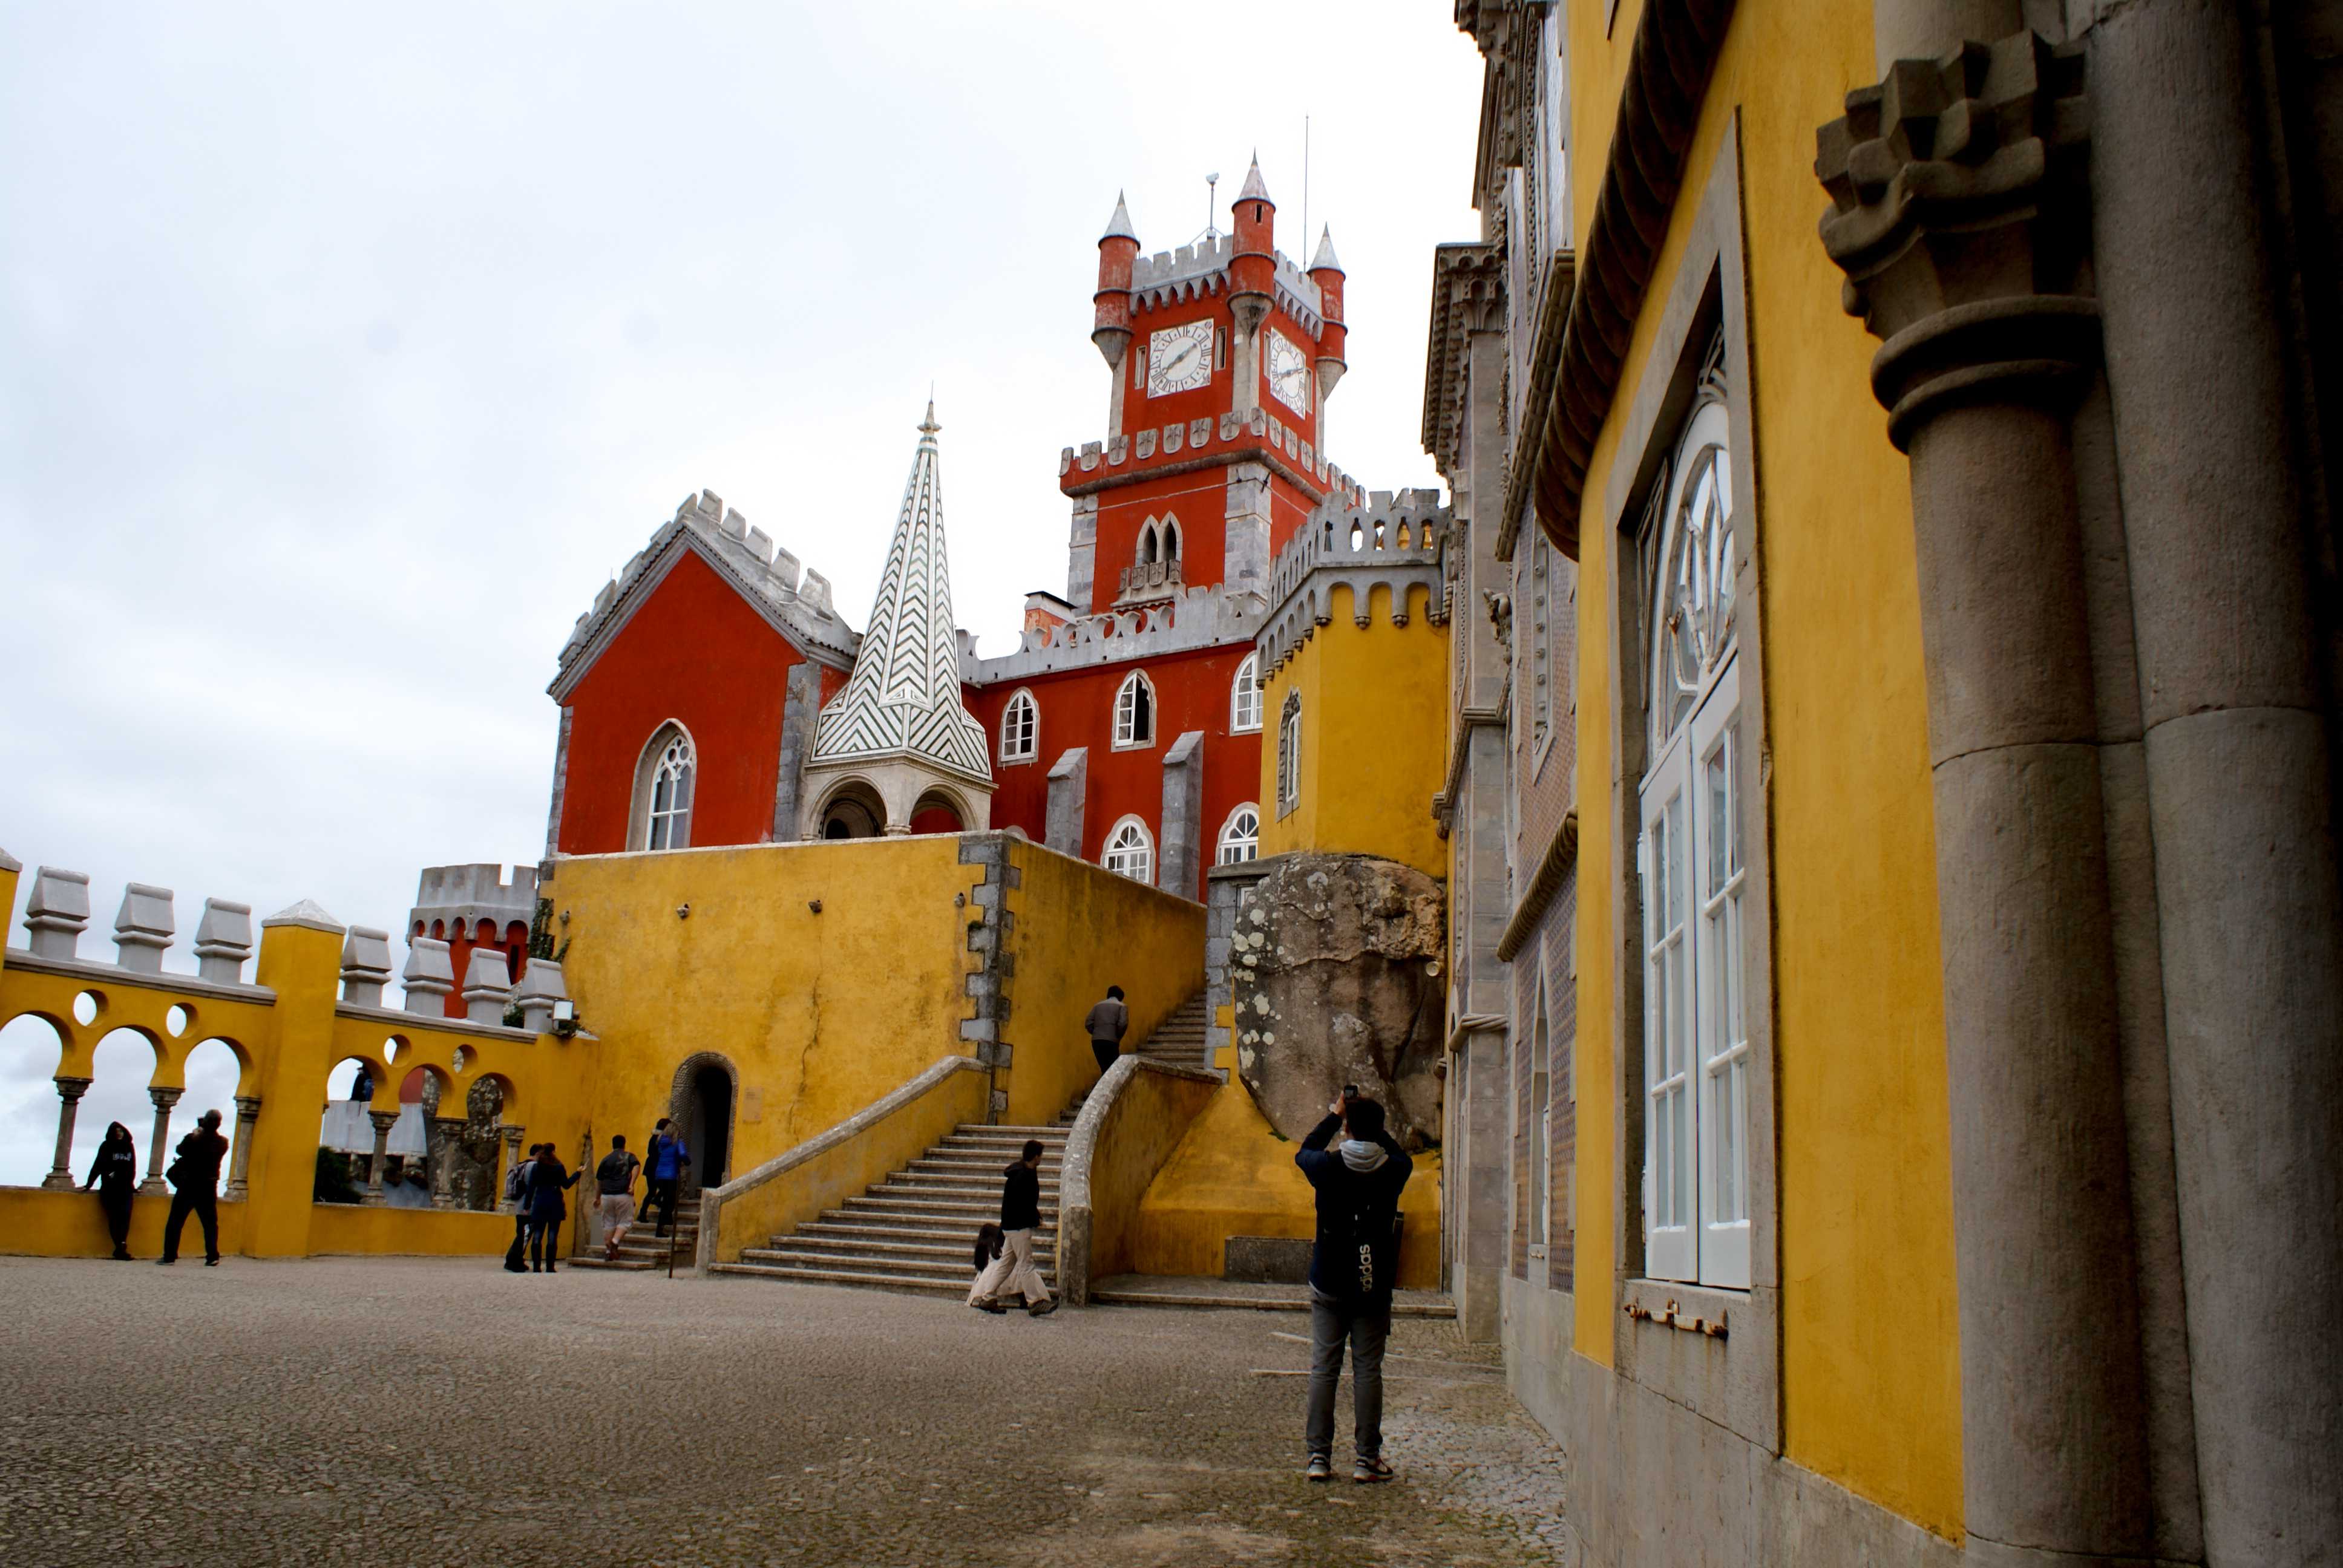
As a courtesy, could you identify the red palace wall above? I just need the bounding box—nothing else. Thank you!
[557,548,810,855]
[968,642,1262,901]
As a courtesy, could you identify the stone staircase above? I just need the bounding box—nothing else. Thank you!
[709,1111,1075,1295]
[566,1191,700,1271]
[706,989,1210,1296]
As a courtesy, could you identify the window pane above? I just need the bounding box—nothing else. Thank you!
[1706,743,1728,895]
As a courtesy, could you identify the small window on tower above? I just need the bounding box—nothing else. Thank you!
[1215,327,1227,369]
[1133,348,1145,390]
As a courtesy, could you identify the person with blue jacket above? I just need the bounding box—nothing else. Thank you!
[1294,1089,1413,1484]
[640,1119,690,1238]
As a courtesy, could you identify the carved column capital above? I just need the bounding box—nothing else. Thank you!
[233,1094,263,1119]
[53,1075,92,1103]
[148,1085,184,1111]
[1817,31,2095,448]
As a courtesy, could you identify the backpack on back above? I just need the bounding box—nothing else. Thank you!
[503,1161,530,1203]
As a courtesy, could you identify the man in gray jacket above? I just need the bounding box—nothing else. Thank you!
[1083,985,1129,1077]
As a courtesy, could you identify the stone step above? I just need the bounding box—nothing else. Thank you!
[818,1207,1056,1239]
[878,1176,1061,1199]
[564,1255,663,1271]
[709,1262,977,1296]
[737,1247,1053,1284]
[775,1232,1055,1264]
[842,1193,1021,1219]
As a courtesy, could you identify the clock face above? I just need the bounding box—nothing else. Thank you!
[1266,330,1312,414]
[1147,321,1214,397]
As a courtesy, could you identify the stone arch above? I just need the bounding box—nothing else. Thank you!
[666,1051,739,1191]
[815,777,888,840]
[909,788,968,835]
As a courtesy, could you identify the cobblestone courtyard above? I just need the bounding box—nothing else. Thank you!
[0,1258,1567,1567]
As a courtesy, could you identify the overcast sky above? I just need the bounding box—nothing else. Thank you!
[0,2,1483,1184]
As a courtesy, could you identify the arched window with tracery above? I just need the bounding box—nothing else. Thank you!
[1637,332,1746,1290]
[1216,804,1260,865]
[1276,690,1302,815]
[1103,816,1155,885]
[1000,689,1038,763]
[633,723,696,852]
[1230,654,1262,733]
[1113,671,1155,749]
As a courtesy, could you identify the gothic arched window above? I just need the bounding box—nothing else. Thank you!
[1230,654,1262,733]
[1000,690,1038,763]
[1638,333,1746,1290]
[1113,671,1156,749]
[1216,804,1260,866]
[633,723,696,852]
[1103,816,1155,885]
[1276,690,1302,815]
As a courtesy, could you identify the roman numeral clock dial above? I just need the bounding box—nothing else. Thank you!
[1267,330,1312,414]
[1147,320,1213,396]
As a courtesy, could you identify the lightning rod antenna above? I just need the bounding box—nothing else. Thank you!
[1302,116,1310,250]
[1205,172,1219,240]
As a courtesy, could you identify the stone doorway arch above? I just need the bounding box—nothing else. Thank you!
[667,1052,738,1192]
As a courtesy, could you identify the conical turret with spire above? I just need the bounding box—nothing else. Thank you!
[799,400,993,836]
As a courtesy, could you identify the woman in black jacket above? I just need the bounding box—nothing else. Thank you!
[82,1123,137,1260]
[525,1146,582,1273]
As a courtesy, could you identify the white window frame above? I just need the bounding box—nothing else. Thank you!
[999,688,1039,764]
[1102,815,1155,885]
[1216,803,1260,865]
[1636,384,1748,1290]
[1113,670,1156,750]
[1528,972,1550,1259]
[1275,689,1302,816]
[1230,654,1262,734]
[632,722,696,852]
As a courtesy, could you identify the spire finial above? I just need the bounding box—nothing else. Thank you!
[1310,224,1343,272]
[1238,154,1271,205]
[920,390,939,436]
[1102,190,1138,243]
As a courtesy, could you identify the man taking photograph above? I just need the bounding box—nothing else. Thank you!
[1294,1088,1412,1483]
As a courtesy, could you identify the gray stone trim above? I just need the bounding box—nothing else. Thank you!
[332,1000,537,1044]
[2,947,277,1005]
[958,834,1020,1117]
[1158,731,1205,900]
[1495,809,1577,962]
[543,706,573,861]
[695,1054,989,1269]
[771,661,822,843]
[965,583,1267,686]
[260,898,343,935]
[1044,748,1089,857]
[1204,861,1270,1062]
[1596,118,1783,1456]
[1055,1054,1223,1305]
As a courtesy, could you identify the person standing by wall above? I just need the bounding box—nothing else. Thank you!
[968,1140,1055,1317]
[1083,985,1129,1079]
[594,1135,641,1262]
[640,1118,689,1239]
[1295,1091,1412,1483]
[82,1122,137,1261]
[503,1143,543,1273]
[157,1109,230,1267]
[525,1144,581,1273]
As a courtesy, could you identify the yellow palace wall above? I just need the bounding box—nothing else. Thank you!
[1562,0,1962,1540]
[1256,581,1449,879]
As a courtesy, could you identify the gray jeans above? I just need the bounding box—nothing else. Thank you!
[1305,1290,1390,1460]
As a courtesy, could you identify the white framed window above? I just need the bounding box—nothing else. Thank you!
[1230,654,1262,733]
[1637,354,1746,1290]
[1103,815,1155,885]
[1216,804,1260,865]
[1000,689,1038,763]
[1138,519,1160,565]
[632,722,696,852]
[1276,689,1302,815]
[1113,670,1156,749]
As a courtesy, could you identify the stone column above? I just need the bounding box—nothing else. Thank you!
[499,1126,525,1214]
[1818,37,2154,1561]
[221,1096,262,1202]
[40,1077,92,1192]
[428,1116,465,1209]
[139,1086,182,1195]
[362,1111,397,1206]
[2086,5,2343,1560]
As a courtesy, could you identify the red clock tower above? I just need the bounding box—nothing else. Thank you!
[1063,157,1350,613]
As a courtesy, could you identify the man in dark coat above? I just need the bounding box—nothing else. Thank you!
[159,1109,231,1266]
[1294,1091,1412,1483]
[1083,985,1129,1079]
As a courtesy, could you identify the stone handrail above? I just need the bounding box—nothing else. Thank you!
[1055,1056,1222,1305]
[696,1054,990,1270]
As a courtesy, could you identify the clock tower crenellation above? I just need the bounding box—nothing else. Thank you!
[1061,157,1352,616]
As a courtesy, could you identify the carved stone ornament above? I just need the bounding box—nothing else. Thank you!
[1815,31,2096,448]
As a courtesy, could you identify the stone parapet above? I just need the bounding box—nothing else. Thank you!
[1259,488,1450,672]
[966,583,1267,686]
[1059,402,1360,503]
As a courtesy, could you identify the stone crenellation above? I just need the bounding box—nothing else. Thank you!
[965,581,1268,685]
[554,488,855,694]
[1061,404,1361,499]
[1258,488,1451,671]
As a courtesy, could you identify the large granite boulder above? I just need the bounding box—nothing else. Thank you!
[1231,853,1446,1150]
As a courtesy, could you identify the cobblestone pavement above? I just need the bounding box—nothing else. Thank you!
[0,1258,1568,1567]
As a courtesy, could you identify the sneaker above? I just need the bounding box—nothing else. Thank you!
[1352,1456,1394,1485]
[1304,1455,1334,1481]
[1027,1299,1057,1318]
[972,1301,1008,1315]
[204,1258,220,1267]
[156,1258,175,1267]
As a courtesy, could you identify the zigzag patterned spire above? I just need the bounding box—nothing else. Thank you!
[808,401,991,783]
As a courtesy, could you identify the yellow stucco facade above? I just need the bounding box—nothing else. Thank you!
[1257,580,1450,879]
[1560,0,1964,1537]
